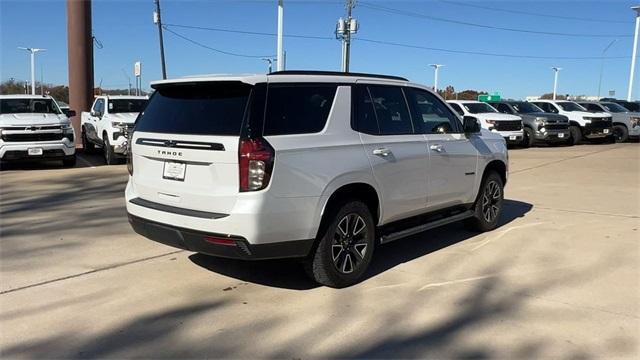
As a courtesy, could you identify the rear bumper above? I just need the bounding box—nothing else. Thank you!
[128,214,314,260]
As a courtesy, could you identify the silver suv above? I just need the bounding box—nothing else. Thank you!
[126,71,509,287]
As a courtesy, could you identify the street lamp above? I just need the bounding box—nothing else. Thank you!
[598,39,617,99]
[627,6,640,101]
[552,67,562,100]
[17,47,45,95]
[429,64,445,92]
[262,58,274,74]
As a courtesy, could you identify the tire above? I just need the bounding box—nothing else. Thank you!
[103,134,117,165]
[62,155,76,168]
[304,200,375,288]
[612,125,629,143]
[82,128,95,153]
[466,171,504,232]
[569,125,582,145]
[522,127,534,148]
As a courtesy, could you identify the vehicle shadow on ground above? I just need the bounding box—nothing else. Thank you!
[189,199,533,290]
[0,150,116,171]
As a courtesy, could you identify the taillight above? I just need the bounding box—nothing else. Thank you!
[239,138,274,192]
[126,136,134,176]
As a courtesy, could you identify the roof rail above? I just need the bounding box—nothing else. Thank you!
[269,70,409,82]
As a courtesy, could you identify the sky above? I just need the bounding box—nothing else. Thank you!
[0,0,638,100]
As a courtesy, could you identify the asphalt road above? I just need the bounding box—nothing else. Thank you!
[1,144,638,358]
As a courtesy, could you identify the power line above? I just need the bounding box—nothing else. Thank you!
[163,23,333,40]
[163,22,628,61]
[358,2,632,38]
[440,0,631,25]
[162,26,275,58]
[355,37,629,60]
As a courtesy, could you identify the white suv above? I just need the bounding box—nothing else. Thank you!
[126,71,509,287]
[447,100,524,145]
[0,95,76,168]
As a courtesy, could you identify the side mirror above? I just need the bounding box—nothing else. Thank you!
[463,116,481,133]
[64,109,76,118]
[91,110,102,118]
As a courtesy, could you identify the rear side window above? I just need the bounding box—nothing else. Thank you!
[353,85,414,135]
[135,82,252,136]
[449,103,464,116]
[263,84,337,136]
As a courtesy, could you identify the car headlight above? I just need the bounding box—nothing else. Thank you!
[485,119,497,125]
[111,121,126,128]
[535,117,546,123]
[582,117,592,123]
[630,117,640,128]
[61,123,74,133]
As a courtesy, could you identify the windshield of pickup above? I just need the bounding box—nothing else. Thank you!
[0,98,61,114]
[463,102,498,114]
[556,102,587,112]
[512,102,543,113]
[601,102,629,113]
[108,99,148,113]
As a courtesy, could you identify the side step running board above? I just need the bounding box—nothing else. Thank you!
[380,210,475,244]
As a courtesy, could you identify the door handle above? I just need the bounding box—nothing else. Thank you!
[372,148,392,157]
[429,144,444,152]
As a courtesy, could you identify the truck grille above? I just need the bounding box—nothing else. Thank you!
[544,123,569,130]
[494,120,522,131]
[588,118,612,130]
[2,132,64,142]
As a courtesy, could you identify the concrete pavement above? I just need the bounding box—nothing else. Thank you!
[0,144,638,358]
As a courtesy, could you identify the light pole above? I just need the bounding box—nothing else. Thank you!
[276,0,284,71]
[429,64,444,92]
[598,39,617,99]
[627,6,640,101]
[17,47,45,95]
[262,58,274,73]
[552,67,562,100]
[121,68,132,95]
[336,0,357,72]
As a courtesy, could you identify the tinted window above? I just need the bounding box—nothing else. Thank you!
[494,103,513,114]
[135,82,251,136]
[94,99,105,114]
[512,102,543,113]
[406,88,460,134]
[601,102,628,113]
[0,98,61,114]
[368,86,413,135]
[449,103,464,116]
[354,85,379,135]
[556,102,586,112]
[263,84,336,136]
[581,103,604,112]
[109,99,147,113]
[463,102,498,114]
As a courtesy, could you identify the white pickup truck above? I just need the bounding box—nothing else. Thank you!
[81,95,148,164]
[0,95,76,168]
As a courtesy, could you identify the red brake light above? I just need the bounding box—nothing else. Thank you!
[239,138,275,192]
[204,236,237,246]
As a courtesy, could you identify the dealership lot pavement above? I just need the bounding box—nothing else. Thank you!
[1,144,638,358]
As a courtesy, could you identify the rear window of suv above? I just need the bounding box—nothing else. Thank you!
[263,84,337,136]
[135,82,252,136]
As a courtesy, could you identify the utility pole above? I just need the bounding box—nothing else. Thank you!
[336,0,358,72]
[18,47,45,95]
[598,39,617,99]
[552,67,562,100]
[40,65,44,95]
[276,0,284,71]
[429,64,444,93]
[122,68,132,95]
[154,0,167,79]
[627,6,640,101]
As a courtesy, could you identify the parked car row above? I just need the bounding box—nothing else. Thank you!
[447,98,640,147]
[0,94,148,168]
